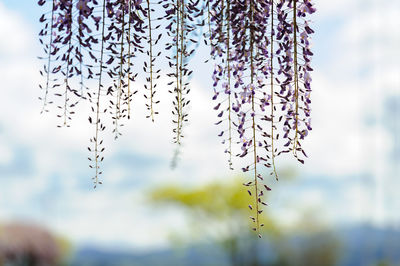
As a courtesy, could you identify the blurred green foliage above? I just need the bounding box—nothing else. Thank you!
[149,177,280,235]
[148,177,342,266]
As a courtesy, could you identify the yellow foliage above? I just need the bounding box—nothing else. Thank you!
[149,177,280,237]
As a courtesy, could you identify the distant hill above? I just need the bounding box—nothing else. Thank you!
[70,225,400,266]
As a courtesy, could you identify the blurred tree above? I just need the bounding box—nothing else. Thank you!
[277,232,341,266]
[149,178,281,266]
[0,223,71,266]
[374,260,392,266]
[149,177,342,266]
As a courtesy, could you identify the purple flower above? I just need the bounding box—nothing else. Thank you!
[76,0,90,15]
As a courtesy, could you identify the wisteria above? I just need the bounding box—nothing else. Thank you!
[163,0,203,166]
[38,0,315,234]
[207,0,315,235]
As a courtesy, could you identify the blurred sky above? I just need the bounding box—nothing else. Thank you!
[0,0,399,251]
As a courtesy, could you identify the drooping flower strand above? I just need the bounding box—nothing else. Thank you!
[164,0,184,146]
[112,0,127,139]
[204,0,213,49]
[101,1,123,139]
[225,1,235,169]
[225,0,233,170]
[88,0,108,189]
[269,0,279,180]
[124,0,144,119]
[230,0,272,236]
[209,0,310,236]
[39,0,96,127]
[292,0,300,155]
[126,0,134,119]
[249,0,263,237]
[100,1,132,138]
[209,0,234,169]
[57,0,75,127]
[38,0,57,114]
[164,0,201,147]
[76,0,91,97]
[176,0,184,145]
[292,0,315,163]
[274,0,315,164]
[274,0,295,157]
[143,0,162,122]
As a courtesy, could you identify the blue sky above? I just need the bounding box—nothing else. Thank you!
[0,0,399,251]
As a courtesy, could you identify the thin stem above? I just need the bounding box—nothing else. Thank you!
[147,0,155,122]
[207,0,213,49]
[179,0,185,129]
[270,0,278,180]
[250,0,260,233]
[226,0,233,169]
[219,0,225,43]
[127,0,132,119]
[175,0,182,144]
[41,0,56,114]
[115,1,126,138]
[93,0,107,187]
[292,0,299,155]
[78,13,84,97]
[63,4,73,127]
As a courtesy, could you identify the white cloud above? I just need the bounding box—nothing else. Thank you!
[300,73,394,177]
[0,138,13,165]
[0,2,32,58]
[315,0,360,18]
[297,0,400,176]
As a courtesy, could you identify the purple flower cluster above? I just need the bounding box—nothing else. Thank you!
[208,0,315,234]
[38,0,153,187]
[38,0,316,229]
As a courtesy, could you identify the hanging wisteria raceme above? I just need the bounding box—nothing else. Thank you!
[142,0,162,122]
[90,0,145,186]
[209,0,315,235]
[38,0,90,126]
[208,0,234,170]
[274,0,315,162]
[38,0,315,234]
[163,0,203,166]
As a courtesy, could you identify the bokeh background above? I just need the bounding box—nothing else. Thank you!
[0,0,399,265]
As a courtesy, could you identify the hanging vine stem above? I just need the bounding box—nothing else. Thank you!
[115,1,126,139]
[62,2,73,127]
[127,0,132,119]
[168,0,200,165]
[146,0,155,122]
[226,0,233,170]
[292,0,299,156]
[219,0,225,43]
[207,0,212,47]
[210,0,234,169]
[175,0,182,145]
[77,8,84,98]
[270,0,278,181]
[249,0,260,236]
[172,0,186,145]
[91,0,107,188]
[167,0,184,168]
[178,0,185,145]
[40,0,56,114]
